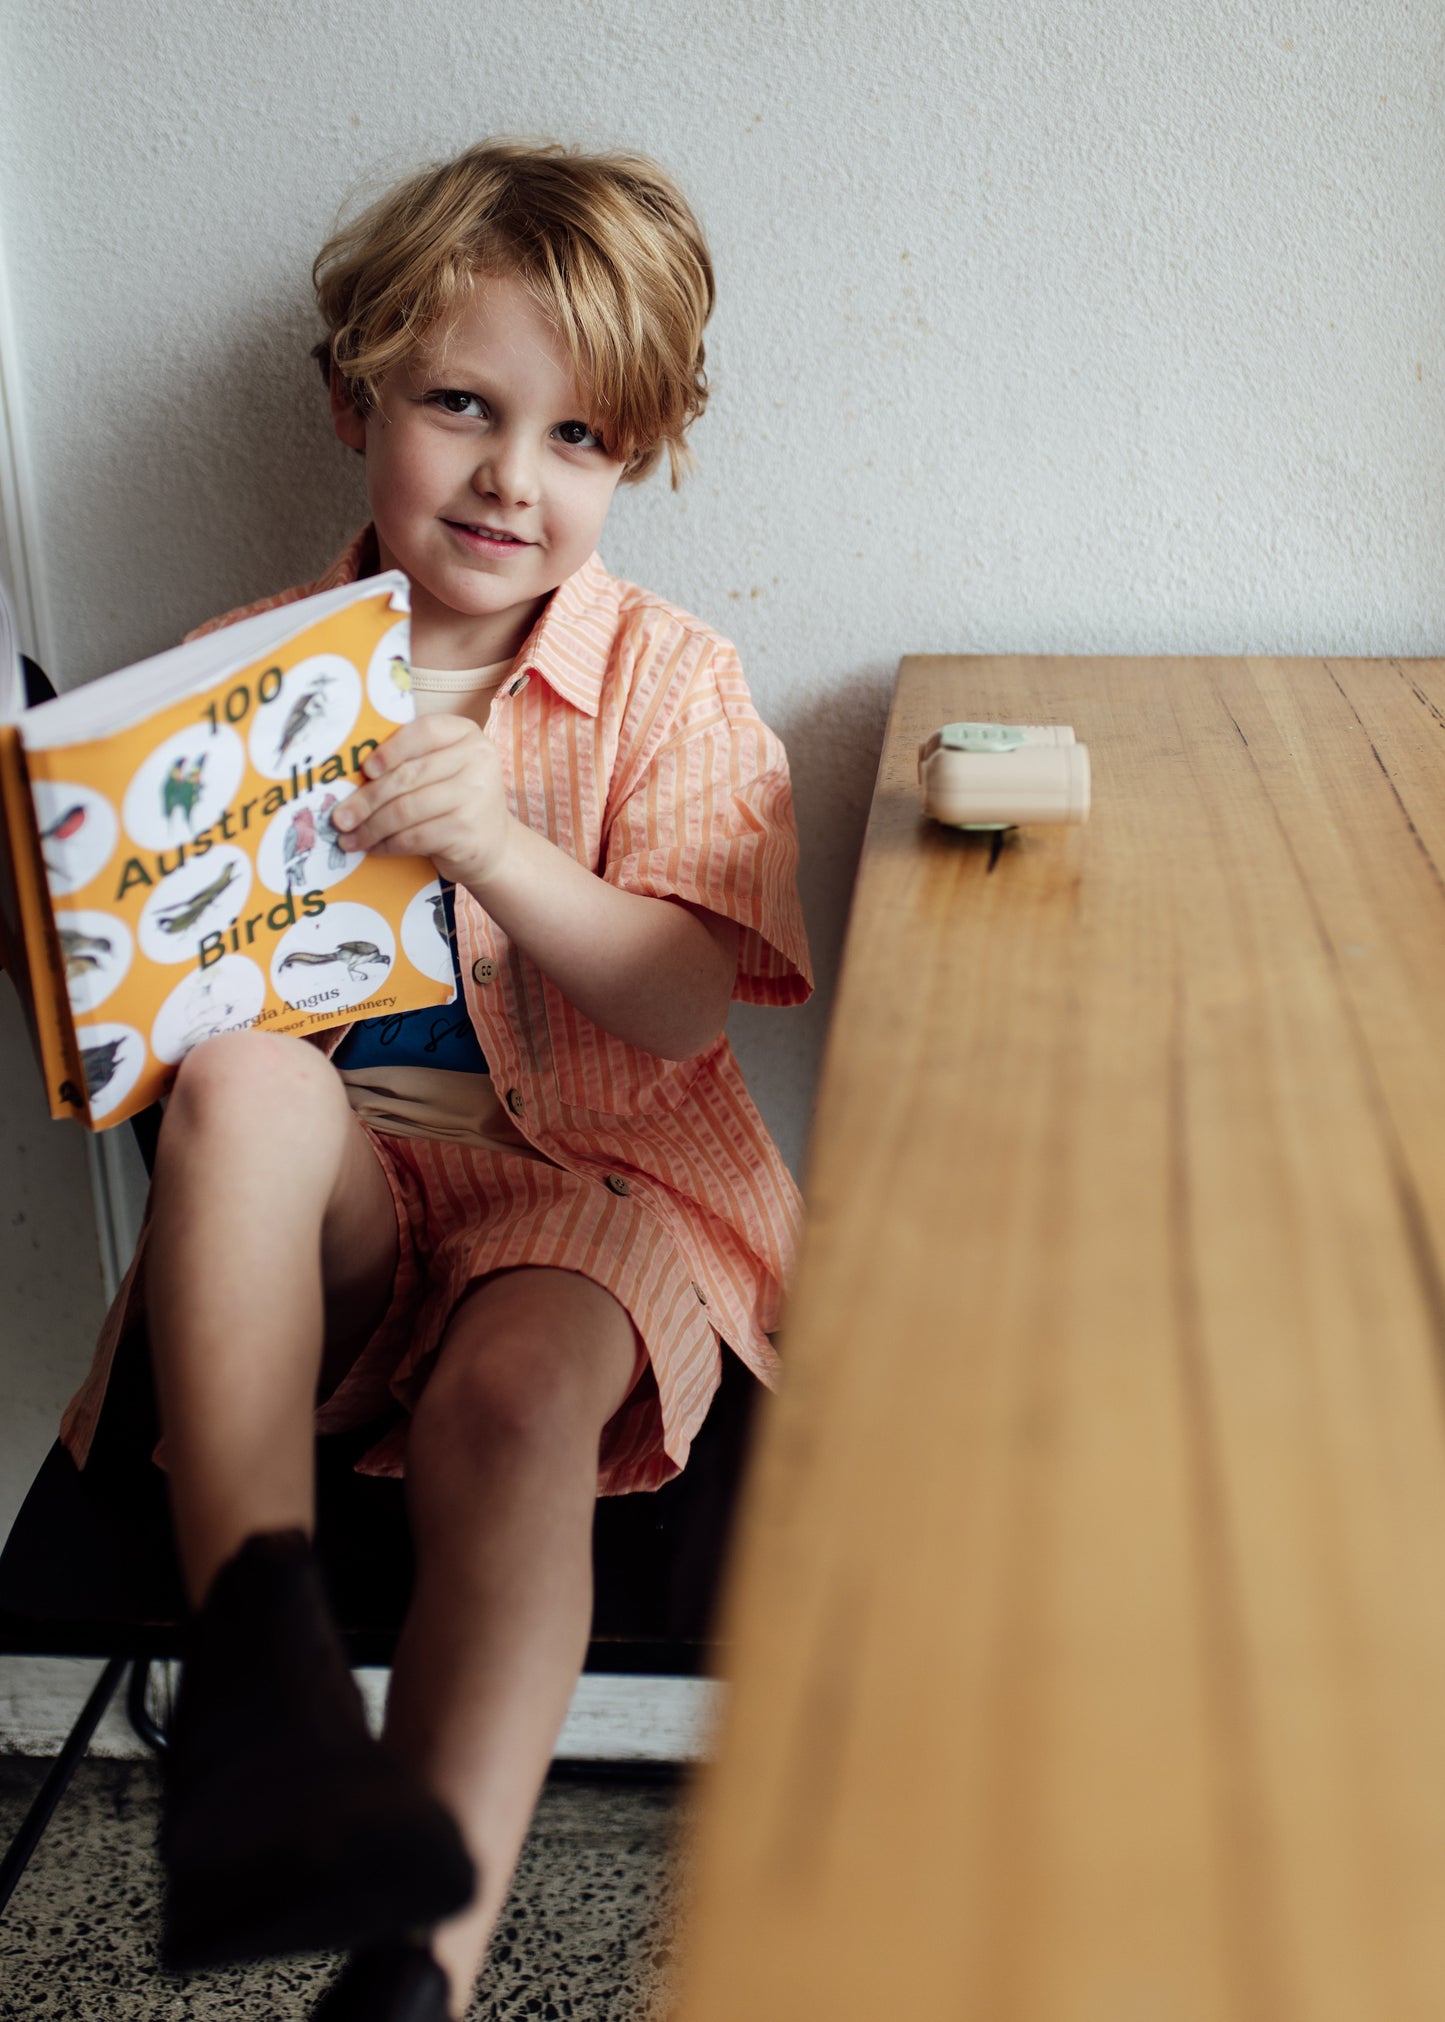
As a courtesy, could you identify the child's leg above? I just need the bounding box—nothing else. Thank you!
[380,1267,643,2017]
[145,1030,399,1605]
[147,1033,476,1972]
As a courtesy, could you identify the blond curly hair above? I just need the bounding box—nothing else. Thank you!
[312,139,714,486]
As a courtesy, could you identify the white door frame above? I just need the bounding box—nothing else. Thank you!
[0,206,134,1300]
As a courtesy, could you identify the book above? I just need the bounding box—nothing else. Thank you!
[0,570,457,1129]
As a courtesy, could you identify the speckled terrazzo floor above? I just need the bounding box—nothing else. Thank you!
[0,1757,689,2019]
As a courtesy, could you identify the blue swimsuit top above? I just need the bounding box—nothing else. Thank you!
[332,879,489,1075]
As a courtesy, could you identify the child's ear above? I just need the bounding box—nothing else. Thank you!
[328,370,367,454]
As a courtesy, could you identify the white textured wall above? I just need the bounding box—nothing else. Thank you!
[1,1,1443,1565]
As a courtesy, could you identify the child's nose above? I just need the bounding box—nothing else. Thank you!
[474,431,538,509]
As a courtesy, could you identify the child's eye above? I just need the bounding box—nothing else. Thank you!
[432,390,486,419]
[554,420,603,449]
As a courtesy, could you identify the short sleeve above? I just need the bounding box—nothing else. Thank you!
[602,637,813,1007]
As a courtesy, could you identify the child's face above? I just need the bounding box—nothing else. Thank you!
[332,270,625,668]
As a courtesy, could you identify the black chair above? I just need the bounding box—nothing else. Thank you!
[0,652,758,1918]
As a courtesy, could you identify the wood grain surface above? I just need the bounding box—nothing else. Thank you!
[672,655,1445,2022]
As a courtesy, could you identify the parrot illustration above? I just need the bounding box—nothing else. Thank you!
[282,805,317,889]
[39,802,87,875]
[163,754,207,831]
[275,675,333,762]
[314,793,350,871]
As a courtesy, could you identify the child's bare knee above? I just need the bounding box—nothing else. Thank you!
[163,1032,338,1147]
[417,1334,596,1460]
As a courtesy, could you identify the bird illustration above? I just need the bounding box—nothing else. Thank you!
[280,940,391,983]
[389,656,412,698]
[177,981,239,1051]
[60,928,114,981]
[162,754,207,831]
[41,803,86,845]
[427,888,450,946]
[39,802,86,875]
[153,860,240,934]
[275,675,333,762]
[314,793,350,870]
[282,805,317,889]
[80,1035,126,1100]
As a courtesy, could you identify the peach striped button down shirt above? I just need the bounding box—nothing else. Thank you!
[193,529,813,1381]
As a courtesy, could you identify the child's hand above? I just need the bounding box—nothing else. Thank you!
[331,716,513,892]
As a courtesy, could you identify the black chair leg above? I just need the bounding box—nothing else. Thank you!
[126,1657,169,1754]
[0,1655,127,1918]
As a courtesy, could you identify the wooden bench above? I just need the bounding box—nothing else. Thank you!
[674,653,1445,2021]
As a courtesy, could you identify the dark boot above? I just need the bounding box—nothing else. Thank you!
[311,1942,452,2020]
[160,1529,475,1972]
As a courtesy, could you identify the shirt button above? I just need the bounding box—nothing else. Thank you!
[471,956,496,985]
[604,1173,631,1196]
[506,1087,525,1117]
[691,1280,709,1307]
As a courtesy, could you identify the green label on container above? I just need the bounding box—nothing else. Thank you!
[938,722,1030,753]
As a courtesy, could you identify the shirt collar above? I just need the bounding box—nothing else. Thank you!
[510,551,615,718]
[321,529,615,719]
[314,525,378,592]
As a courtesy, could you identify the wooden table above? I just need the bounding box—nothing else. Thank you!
[674,655,1445,2022]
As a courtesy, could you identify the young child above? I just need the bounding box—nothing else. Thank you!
[57,140,812,2019]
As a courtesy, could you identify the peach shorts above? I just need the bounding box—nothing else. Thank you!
[312,1124,726,1496]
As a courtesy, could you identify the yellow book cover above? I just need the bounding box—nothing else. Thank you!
[1,571,457,1129]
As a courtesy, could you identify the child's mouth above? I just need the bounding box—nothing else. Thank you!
[445,520,532,553]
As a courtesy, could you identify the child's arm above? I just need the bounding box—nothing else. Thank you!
[331,714,739,1061]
